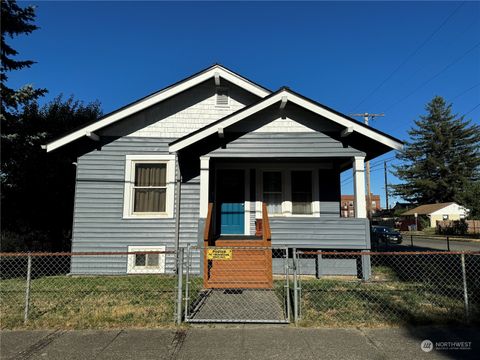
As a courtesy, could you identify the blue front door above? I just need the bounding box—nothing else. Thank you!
[218,169,245,235]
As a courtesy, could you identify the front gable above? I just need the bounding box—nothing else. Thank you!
[44,64,270,152]
[99,78,260,139]
[170,88,403,161]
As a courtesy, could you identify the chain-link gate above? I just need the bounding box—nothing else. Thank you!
[183,247,291,323]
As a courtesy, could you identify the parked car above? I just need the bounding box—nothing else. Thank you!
[371,226,403,246]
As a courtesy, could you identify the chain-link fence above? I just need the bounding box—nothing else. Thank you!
[0,251,178,329]
[294,250,480,326]
[183,246,290,323]
[1,249,478,328]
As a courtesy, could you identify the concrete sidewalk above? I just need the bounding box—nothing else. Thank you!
[1,326,478,360]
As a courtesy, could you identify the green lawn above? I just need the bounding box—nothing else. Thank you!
[297,266,478,327]
[0,275,177,329]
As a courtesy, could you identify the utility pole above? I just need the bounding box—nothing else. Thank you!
[384,160,389,210]
[350,113,384,219]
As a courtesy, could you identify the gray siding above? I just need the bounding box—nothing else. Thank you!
[209,132,365,158]
[270,218,370,249]
[71,137,200,274]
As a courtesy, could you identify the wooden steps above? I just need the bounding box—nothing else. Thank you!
[205,240,273,289]
[203,203,273,289]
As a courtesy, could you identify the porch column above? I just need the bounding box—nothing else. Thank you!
[199,156,210,218]
[353,156,366,218]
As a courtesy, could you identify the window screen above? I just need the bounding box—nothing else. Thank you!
[133,163,167,213]
[291,171,312,215]
[263,171,282,215]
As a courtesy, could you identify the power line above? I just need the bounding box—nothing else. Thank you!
[341,156,396,185]
[452,82,480,101]
[351,1,466,112]
[464,103,480,116]
[369,14,478,112]
[382,41,480,112]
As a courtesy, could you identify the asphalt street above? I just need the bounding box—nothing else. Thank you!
[384,236,480,252]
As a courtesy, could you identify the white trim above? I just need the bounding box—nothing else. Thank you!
[127,246,166,274]
[169,90,403,152]
[353,156,366,219]
[123,155,175,219]
[341,127,353,137]
[258,165,320,218]
[199,156,210,218]
[244,169,251,235]
[44,65,270,152]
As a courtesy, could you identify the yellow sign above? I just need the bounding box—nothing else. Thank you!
[207,249,233,260]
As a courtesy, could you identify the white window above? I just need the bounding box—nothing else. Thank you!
[443,214,449,220]
[216,87,229,107]
[260,168,319,217]
[123,155,175,218]
[291,171,312,215]
[263,171,283,215]
[127,246,166,274]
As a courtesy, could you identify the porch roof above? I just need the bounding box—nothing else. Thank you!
[169,88,403,160]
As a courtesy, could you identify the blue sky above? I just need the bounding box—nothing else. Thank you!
[9,1,480,207]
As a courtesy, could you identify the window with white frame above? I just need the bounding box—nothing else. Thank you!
[123,155,175,218]
[260,168,319,217]
[127,246,166,274]
[263,171,282,215]
[291,171,313,215]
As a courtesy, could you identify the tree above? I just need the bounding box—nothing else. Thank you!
[1,0,47,189]
[393,96,480,211]
[1,0,46,113]
[1,1,103,251]
[1,96,102,251]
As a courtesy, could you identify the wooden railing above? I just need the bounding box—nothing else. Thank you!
[204,203,214,247]
[262,203,271,243]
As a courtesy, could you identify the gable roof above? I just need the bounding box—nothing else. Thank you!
[43,64,271,152]
[169,87,403,152]
[402,202,456,216]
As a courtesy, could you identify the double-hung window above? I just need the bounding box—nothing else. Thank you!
[124,155,175,218]
[263,171,283,215]
[133,163,167,213]
[291,171,313,215]
[260,168,318,217]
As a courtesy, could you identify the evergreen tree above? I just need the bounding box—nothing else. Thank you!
[393,96,480,209]
[1,0,46,113]
[1,0,47,189]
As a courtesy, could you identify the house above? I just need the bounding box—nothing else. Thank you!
[401,202,470,228]
[340,194,381,218]
[44,64,403,281]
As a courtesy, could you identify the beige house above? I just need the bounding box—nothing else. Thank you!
[402,202,470,228]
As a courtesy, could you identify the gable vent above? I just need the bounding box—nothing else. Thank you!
[216,88,229,106]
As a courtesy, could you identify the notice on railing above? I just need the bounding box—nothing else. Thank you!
[207,249,233,260]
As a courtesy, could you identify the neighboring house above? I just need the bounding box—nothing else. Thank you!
[340,194,381,218]
[401,202,470,228]
[44,64,403,279]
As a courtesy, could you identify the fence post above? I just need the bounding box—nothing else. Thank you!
[24,254,32,324]
[460,254,469,322]
[410,234,413,247]
[446,236,450,251]
[176,248,184,325]
[184,245,191,321]
[284,248,291,323]
[292,248,299,325]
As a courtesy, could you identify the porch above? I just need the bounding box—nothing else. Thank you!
[196,156,371,287]
[198,157,370,247]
